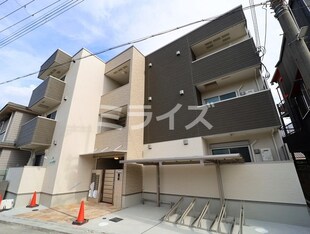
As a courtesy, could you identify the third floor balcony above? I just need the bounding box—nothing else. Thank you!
[28,76,65,114]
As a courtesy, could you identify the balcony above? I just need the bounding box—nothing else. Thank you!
[38,49,71,80]
[16,117,56,150]
[28,76,65,114]
[198,90,281,136]
[95,127,128,152]
[100,84,130,111]
[192,39,260,85]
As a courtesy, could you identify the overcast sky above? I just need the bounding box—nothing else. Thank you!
[0,0,283,108]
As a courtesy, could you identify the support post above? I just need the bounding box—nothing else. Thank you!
[215,162,224,205]
[270,0,310,89]
[156,163,160,207]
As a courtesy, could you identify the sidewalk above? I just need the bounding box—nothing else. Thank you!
[1,202,310,234]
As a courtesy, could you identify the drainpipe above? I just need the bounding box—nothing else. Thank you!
[272,129,281,160]
[250,140,257,162]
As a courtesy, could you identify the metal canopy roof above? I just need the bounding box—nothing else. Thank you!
[80,149,126,158]
[120,154,244,165]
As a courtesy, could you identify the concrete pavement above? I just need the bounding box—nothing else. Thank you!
[1,202,310,234]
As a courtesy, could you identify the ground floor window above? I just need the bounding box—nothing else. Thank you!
[212,146,251,162]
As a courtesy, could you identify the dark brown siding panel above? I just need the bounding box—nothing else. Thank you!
[144,37,200,143]
[192,39,260,84]
[188,6,246,45]
[198,91,281,136]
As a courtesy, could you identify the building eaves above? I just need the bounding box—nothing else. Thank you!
[0,102,38,121]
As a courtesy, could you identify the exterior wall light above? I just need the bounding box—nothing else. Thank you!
[148,63,152,68]
[148,144,152,149]
[179,90,184,95]
[148,96,152,101]
[176,51,181,56]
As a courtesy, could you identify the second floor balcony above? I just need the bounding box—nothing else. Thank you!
[16,116,56,150]
[28,76,65,114]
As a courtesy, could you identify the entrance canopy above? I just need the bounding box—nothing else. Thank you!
[120,154,243,165]
[80,149,126,159]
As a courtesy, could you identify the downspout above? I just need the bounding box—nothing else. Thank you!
[272,129,281,160]
[250,140,257,162]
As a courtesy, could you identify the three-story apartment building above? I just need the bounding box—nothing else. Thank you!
[2,5,309,226]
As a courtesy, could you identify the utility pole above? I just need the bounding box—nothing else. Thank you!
[270,0,310,89]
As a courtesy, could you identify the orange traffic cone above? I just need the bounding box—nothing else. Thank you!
[26,191,39,208]
[72,201,88,225]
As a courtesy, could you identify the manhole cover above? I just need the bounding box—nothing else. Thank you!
[109,217,123,222]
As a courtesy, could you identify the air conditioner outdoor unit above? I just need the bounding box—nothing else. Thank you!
[261,148,273,161]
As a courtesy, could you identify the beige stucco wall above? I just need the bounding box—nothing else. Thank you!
[6,166,46,194]
[143,161,305,205]
[126,48,145,160]
[40,50,105,205]
[143,164,219,197]
[221,162,305,204]
[143,137,205,158]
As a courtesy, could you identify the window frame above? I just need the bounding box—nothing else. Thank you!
[204,91,237,105]
[211,145,252,162]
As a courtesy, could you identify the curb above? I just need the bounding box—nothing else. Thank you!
[0,215,102,234]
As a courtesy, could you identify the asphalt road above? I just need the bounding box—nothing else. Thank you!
[0,222,61,234]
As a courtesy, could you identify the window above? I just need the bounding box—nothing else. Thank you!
[212,146,251,162]
[204,91,236,104]
[47,111,57,120]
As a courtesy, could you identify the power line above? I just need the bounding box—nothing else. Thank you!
[0,0,35,21]
[0,1,269,86]
[0,0,8,6]
[0,0,85,48]
[0,0,61,34]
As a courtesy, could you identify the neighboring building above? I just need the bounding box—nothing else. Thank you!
[271,0,310,210]
[3,5,309,226]
[0,102,37,179]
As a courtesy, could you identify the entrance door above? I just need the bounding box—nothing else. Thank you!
[102,169,115,203]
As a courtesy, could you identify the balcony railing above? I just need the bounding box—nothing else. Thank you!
[38,49,71,80]
[100,84,130,112]
[16,116,56,150]
[192,39,260,85]
[95,127,128,152]
[28,76,65,114]
[198,90,281,136]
